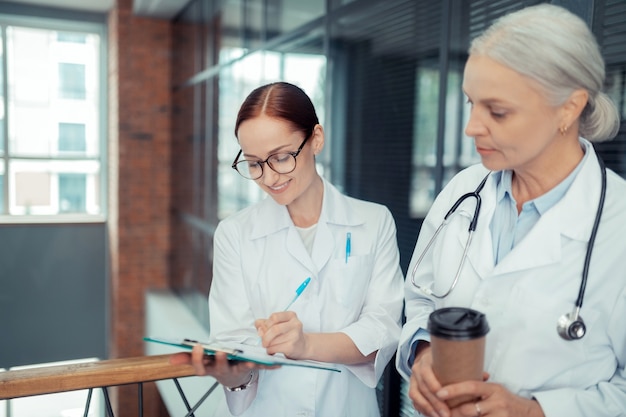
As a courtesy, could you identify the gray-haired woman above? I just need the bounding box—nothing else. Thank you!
[398,4,626,417]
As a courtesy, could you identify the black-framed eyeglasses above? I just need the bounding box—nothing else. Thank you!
[231,135,310,180]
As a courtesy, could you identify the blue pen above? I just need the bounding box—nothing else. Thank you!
[345,232,351,263]
[283,277,312,311]
[256,276,312,346]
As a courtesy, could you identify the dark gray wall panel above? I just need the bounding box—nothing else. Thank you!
[0,223,107,369]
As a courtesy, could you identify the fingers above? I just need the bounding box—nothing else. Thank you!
[257,312,300,349]
[190,344,213,375]
[449,401,485,417]
[437,381,488,416]
[260,311,296,331]
[180,340,284,391]
[409,351,450,417]
[255,314,287,343]
[436,380,483,404]
[409,374,435,415]
[448,401,486,417]
[254,318,268,336]
[441,383,543,417]
[474,401,483,417]
[168,352,191,365]
[410,375,450,417]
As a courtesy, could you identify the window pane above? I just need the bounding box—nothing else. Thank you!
[9,159,100,215]
[59,173,87,213]
[58,63,86,99]
[219,1,245,64]
[0,28,4,156]
[7,27,100,158]
[0,26,103,221]
[274,29,327,175]
[267,0,324,38]
[7,27,50,105]
[329,0,358,8]
[410,66,438,217]
[217,51,267,219]
[57,31,87,43]
[58,122,86,153]
[244,0,263,50]
[0,118,4,156]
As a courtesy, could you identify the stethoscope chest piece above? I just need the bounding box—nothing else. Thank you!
[557,310,586,340]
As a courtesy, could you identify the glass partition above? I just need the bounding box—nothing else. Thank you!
[266,0,324,38]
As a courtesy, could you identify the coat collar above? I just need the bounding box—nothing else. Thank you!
[248,178,365,275]
[549,139,604,242]
[249,177,364,240]
[469,139,604,276]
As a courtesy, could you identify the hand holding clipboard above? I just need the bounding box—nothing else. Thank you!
[145,336,340,372]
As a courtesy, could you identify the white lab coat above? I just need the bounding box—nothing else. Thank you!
[209,178,404,417]
[397,139,626,417]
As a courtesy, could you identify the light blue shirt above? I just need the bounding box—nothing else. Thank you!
[407,146,588,367]
[490,149,588,264]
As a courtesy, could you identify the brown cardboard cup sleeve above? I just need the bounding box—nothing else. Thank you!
[428,307,490,408]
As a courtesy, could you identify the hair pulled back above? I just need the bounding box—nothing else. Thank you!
[470,4,620,142]
[235,82,319,140]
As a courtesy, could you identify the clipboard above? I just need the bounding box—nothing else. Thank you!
[144,336,341,373]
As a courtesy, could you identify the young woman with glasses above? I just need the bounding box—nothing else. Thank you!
[173,81,404,416]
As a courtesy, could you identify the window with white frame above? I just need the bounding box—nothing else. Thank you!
[0,17,105,221]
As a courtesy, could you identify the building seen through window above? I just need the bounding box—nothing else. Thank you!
[0,23,104,219]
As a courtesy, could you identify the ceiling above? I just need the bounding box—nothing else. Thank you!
[6,0,189,19]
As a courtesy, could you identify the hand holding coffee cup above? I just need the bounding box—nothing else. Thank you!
[428,307,490,408]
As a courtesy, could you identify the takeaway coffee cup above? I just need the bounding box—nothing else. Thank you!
[428,307,490,407]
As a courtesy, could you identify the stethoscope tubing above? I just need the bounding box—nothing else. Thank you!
[576,154,606,309]
[409,171,489,298]
[409,153,607,340]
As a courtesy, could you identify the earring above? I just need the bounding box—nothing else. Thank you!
[559,125,568,135]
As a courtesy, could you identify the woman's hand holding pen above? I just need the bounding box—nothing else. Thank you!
[256,311,376,365]
[253,276,312,358]
[255,311,309,359]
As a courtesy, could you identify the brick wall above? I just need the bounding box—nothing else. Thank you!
[169,18,198,292]
[108,0,173,414]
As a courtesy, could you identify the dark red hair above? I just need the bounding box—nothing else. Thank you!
[235,82,319,139]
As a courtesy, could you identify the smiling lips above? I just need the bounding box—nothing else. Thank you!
[268,179,291,193]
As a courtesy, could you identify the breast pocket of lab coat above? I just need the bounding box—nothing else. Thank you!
[324,255,375,312]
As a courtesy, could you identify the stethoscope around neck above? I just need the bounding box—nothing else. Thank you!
[410,153,607,341]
